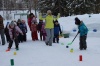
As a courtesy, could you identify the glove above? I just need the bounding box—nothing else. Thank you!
[60,32,62,34]
[26,30,27,33]
[78,31,80,33]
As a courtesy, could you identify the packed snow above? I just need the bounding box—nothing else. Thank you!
[0,11,100,66]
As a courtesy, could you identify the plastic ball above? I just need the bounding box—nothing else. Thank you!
[89,15,91,17]
[66,46,69,48]
[93,29,97,32]
[70,48,74,53]
[73,29,76,32]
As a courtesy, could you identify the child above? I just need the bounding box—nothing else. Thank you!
[75,17,88,50]
[31,22,38,41]
[17,19,22,43]
[6,21,23,51]
[28,13,36,31]
[18,20,27,42]
[41,22,46,41]
[21,20,27,42]
[53,20,62,43]
[4,22,10,43]
[37,19,43,41]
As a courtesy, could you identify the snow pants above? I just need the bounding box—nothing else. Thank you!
[18,33,23,42]
[53,34,59,43]
[40,31,46,41]
[5,34,10,43]
[23,33,27,41]
[31,31,38,41]
[79,35,87,50]
[8,38,19,49]
[39,31,43,41]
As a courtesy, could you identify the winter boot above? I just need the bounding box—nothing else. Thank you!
[45,42,49,46]
[16,48,19,51]
[6,48,10,52]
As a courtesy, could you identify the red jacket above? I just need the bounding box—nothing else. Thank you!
[28,17,37,30]
[28,17,33,29]
[31,23,37,32]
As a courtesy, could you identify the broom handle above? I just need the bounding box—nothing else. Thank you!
[71,32,79,43]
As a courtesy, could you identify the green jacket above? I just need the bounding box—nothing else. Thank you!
[39,13,60,20]
[39,13,60,29]
[45,15,54,29]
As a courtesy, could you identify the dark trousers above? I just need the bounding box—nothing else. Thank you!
[5,34,10,43]
[40,31,46,41]
[8,38,19,49]
[79,35,87,49]
[18,33,27,42]
[18,33,23,42]
[40,31,43,41]
[53,34,59,43]
[23,33,27,41]
[42,33,46,41]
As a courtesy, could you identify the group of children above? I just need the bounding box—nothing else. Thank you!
[30,19,62,43]
[4,17,88,51]
[4,18,62,51]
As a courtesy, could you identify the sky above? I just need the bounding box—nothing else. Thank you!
[0,11,100,66]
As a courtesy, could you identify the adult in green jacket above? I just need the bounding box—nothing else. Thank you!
[45,10,54,46]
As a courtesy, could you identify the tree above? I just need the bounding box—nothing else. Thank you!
[0,0,100,16]
[37,0,100,16]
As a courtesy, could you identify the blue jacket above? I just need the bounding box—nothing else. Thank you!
[78,22,88,36]
[54,24,62,35]
[19,23,27,33]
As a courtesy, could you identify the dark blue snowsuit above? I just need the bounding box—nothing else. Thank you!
[53,22,62,43]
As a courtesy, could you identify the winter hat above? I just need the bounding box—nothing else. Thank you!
[30,13,34,16]
[39,19,43,22]
[54,20,58,23]
[47,10,52,15]
[17,19,21,22]
[0,15,2,18]
[29,13,35,17]
[22,20,25,23]
[75,17,81,25]
[9,21,15,27]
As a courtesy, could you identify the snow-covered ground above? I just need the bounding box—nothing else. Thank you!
[0,11,100,66]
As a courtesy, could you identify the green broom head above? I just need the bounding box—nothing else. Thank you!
[67,42,73,45]
[66,42,72,48]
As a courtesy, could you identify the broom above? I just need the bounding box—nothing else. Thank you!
[66,32,79,48]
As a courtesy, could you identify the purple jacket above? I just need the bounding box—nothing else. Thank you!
[8,25,23,40]
[41,23,46,33]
